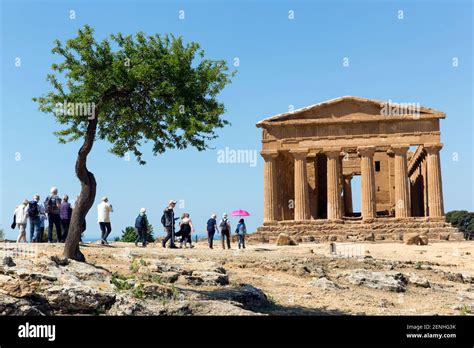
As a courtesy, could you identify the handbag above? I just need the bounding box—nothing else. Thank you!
[11,214,16,229]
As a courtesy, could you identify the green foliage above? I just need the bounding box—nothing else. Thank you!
[132,284,144,299]
[130,256,148,273]
[40,225,57,242]
[111,272,134,291]
[446,210,474,235]
[33,25,234,164]
[170,284,179,300]
[119,224,155,243]
[0,228,4,241]
[130,257,140,273]
[459,304,469,316]
[151,274,163,284]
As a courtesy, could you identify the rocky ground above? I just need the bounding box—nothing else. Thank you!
[1,239,473,316]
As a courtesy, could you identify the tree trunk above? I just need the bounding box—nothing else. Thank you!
[64,116,98,261]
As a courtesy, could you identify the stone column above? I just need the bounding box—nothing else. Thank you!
[392,145,411,218]
[291,149,310,220]
[326,149,343,220]
[422,161,429,217]
[261,150,279,223]
[358,146,377,220]
[425,143,444,217]
[306,152,319,220]
[343,175,353,216]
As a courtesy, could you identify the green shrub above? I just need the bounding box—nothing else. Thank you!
[40,225,57,242]
[446,210,474,235]
[119,224,155,243]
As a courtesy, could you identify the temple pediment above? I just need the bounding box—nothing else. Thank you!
[256,96,444,127]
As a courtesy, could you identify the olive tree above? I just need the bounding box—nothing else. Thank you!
[34,25,233,261]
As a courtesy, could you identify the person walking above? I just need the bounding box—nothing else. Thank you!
[59,195,72,242]
[161,200,178,248]
[44,187,62,243]
[14,199,29,243]
[38,196,47,242]
[178,213,195,248]
[134,208,149,247]
[27,195,41,243]
[219,213,231,249]
[206,213,218,249]
[97,196,113,245]
[236,218,247,249]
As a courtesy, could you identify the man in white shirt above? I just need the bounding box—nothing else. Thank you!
[97,196,113,245]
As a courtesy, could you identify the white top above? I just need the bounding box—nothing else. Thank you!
[97,201,113,223]
[36,203,47,221]
[14,204,28,224]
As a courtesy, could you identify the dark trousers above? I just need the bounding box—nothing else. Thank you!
[61,219,70,242]
[99,222,112,241]
[207,229,215,249]
[238,234,246,249]
[221,230,231,249]
[162,226,175,247]
[39,226,45,242]
[48,214,62,242]
[178,225,192,245]
[135,227,147,246]
[183,231,192,245]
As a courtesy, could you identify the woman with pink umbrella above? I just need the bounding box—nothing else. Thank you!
[231,209,249,249]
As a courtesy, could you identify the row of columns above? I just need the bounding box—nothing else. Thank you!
[261,144,444,223]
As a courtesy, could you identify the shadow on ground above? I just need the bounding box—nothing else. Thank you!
[182,287,347,316]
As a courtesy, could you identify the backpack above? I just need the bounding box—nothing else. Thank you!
[27,201,39,218]
[45,196,56,214]
[161,213,166,227]
[135,215,144,229]
[220,219,229,231]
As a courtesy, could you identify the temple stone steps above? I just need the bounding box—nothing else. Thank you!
[253,219,463,243]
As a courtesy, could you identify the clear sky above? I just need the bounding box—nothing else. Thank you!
[1,0,472,240]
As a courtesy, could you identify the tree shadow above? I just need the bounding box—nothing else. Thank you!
[181,286,348,316]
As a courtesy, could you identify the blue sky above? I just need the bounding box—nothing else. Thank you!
[1,0,472,240]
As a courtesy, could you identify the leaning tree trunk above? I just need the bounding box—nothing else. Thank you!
[64,116,98,261]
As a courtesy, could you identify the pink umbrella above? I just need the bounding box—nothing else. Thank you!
[231,209,250,217]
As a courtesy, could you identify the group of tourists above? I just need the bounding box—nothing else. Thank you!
[205,212,247,250]
[11,187,106,244]
[12,187,75,243]
[157,200,247,250]
[12,191,248,250]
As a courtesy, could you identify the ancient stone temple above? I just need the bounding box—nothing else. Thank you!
[256,96,461,242]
